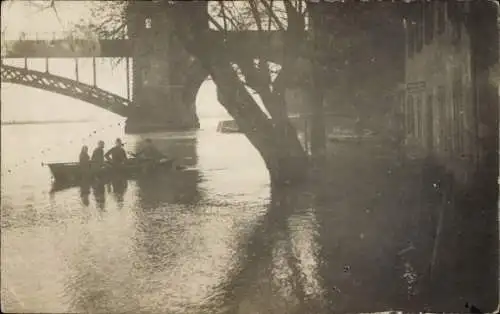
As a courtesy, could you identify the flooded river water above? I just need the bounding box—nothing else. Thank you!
[2,117,497,313]
[1,119,329,313]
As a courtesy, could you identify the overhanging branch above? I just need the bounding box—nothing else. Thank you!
[208,14,225,33]
[249,0,264,31]
[261,0,286,31]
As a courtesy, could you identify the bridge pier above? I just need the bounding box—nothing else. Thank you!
[124,62,204,134]
[124,1,206,134]
[123,61,205,133]
[124,96,200,134]
[123,51,203,133]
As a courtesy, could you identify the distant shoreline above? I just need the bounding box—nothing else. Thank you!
[1,120,92,126]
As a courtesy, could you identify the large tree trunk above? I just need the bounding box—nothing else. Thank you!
[213,62,309,184]
[167,1,309,185]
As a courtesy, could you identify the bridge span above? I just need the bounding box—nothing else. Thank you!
[1,0,286,133]
[2,31,285,61]
[1,64,131,117]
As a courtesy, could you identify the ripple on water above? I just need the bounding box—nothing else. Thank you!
[2,124,276,313]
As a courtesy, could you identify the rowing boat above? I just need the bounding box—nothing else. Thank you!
[47,158,175,183]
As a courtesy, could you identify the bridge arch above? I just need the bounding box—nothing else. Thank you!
[180,52,284,126]
[182,60,209,125]
[186,60,283,129]
[0,64,131,117]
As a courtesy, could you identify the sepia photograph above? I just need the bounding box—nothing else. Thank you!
[1,0,499,313]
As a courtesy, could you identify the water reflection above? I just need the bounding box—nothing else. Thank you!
[110,177,128,207]
[134,137,203,209]
[3,117,496,312]
[131,137,204,282]
[2,121,406,314]
[63,217,140,313]
[220,185,327,314]
[79,183,90,207]
[42,134,207,313]
[92,181,106,211]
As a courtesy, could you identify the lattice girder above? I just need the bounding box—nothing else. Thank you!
[0,64,131,117]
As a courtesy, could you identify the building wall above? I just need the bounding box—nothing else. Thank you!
[402,5,499,310]
[403,1,490,184]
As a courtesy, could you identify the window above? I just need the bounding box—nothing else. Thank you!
[426,92,434,149]
[408,23,415,58]
[448,1,462,46]
[437,2,445,35]
[424,1,434,44]
[415,4,424,52]
[415,25,423,53]
[453,75,464,154]
[415,95,422,139]
[399,92,405,114]
[456,24,462,45]
[406,95,414,136]
[437,86,446,152]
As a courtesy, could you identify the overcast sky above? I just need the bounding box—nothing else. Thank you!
[1,1,94,39]
[0,1,236,122]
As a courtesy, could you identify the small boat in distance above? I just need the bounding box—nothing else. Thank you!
[216,120,241,133]
[47,157,175,184]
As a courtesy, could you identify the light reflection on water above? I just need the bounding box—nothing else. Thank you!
[1,120,326,313]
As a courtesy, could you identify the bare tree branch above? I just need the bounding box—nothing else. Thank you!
[217,0,228,31]
[261,0,286,31]
[249,0,264,31]
[208,14,226,33]
[247,0,274,89]
[25,0,64,28]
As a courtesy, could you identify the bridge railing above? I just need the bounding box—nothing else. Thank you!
[4,29,131,42]
[1,29,124,43]
[9,31,92,41]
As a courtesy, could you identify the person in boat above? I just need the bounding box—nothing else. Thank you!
[91,140,105,166]
[79,145,90,167]
[133,138,173,172]
[79,145,91,181]
[105,138,128,165]
[135,138,165,161]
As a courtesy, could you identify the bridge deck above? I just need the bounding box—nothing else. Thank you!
[2,39,133,58]
[2,31,284,59]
